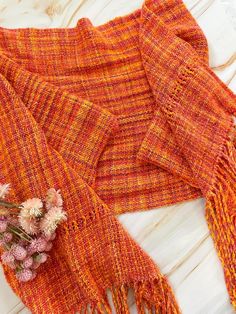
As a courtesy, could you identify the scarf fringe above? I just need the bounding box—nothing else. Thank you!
[74,300,111,314]
[73,277,180,314]
[132,277,180,314]
[205,138,236,310]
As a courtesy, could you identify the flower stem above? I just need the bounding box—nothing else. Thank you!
[0,209,19,216]
[0,200,20,209]
[7,226,31,242]
[9,224,34,240]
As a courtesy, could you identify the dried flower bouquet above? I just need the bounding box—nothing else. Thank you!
[0,183,66,282]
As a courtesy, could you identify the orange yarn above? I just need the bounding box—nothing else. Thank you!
[0,0,235,312]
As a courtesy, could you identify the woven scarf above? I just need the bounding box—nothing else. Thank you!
[0,0,235,312]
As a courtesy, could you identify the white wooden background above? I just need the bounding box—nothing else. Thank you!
[0,0,235,313]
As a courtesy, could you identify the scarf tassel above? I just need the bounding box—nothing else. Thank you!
[109,277,179,314]
[72,277,180,313]
[205,138,236,310]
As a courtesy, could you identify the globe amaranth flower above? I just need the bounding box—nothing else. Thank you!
[1,251,15,265]
[0,220,8,233]
[11,244,27,261]
[22,257,33,269]
[16,269,34,282]
[3,232,13,243]
[28,237,48,253]
[35,253,48,264]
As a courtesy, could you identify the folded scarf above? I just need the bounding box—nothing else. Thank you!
[0,0,235,313]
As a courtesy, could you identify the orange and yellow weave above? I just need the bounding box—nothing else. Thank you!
[0,0,235,313]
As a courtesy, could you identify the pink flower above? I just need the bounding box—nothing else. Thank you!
[0,183,10,199]
[18,239,28,247]
[11,244,27,261]
[35,253,47,264]
[22,257,33,268]
[20,198,43,218]
[16,269,33,282]
[3,232,13,243]
[19,198,44,235]
[19,215,39,235]
[1,251,15,265]
[40,207,67,236]
[0,220,7,233]
[28,237,47,253]
[45,188,63,210]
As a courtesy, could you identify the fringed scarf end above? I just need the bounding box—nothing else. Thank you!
[75,276,180,314]
[110,277,180,314]
[205,138,236,310]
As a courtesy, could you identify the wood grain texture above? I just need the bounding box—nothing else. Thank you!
[0,0,235,313]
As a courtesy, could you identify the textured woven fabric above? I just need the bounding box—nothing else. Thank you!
[0,0,236,313]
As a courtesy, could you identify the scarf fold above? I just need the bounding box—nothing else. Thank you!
[0,70,179,313]
[137,0,236,308]
[0,0,235,313]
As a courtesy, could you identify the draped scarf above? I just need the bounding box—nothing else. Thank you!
[0,0,235,312]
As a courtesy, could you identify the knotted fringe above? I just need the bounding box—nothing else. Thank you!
[205,138,236,310]
[73,277,180,314]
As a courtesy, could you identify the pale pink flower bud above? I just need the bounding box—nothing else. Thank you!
[11,244,27,261]
[0,183,10,199]
[40,207,67,236]
[1,251,15,265]
[35,253,47,264]
[40,253,47,263]
[0,220,7,233]
[45,242,53,252]
[22,257,33,268]
[27,247,35,255]
[16,269,33,282]
[45,188,63,210]
[29,237,47,253]
[3,232,13,243]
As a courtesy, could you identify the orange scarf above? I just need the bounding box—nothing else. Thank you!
[0,0,235,312]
